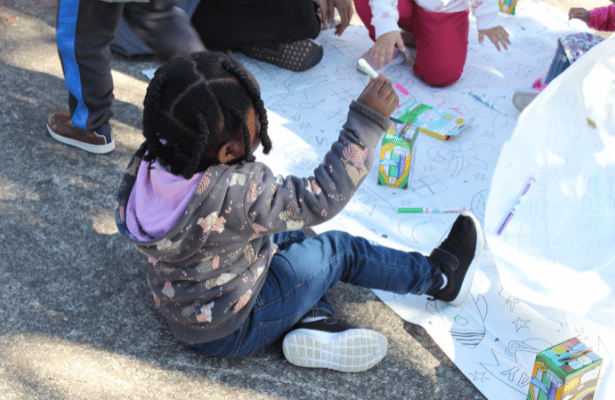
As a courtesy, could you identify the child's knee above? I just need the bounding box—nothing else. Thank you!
[419,67,463,87]
[414,58,464,87]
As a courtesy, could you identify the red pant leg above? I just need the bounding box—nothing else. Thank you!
[411,7,469,87]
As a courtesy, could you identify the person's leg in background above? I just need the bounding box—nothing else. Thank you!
[513,33,604,112]
[48,0,123,154]
[191,0,323,71]
[123,0,205,60]
[191,0,320,49]
[403,4,469,87]
[354,0,468,86]
[353,0,416,71]
[48,0,205,154]
[511,43,562,112]
[352,0,379,41]
[543,41,570,84]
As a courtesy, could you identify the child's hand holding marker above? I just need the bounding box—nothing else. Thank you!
[358,58,407,113]
[357,68,399,118]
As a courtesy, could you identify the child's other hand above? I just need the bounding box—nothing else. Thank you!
[370,31,406,69]
[357,73,399,118]
[314,0,353,36]
[478,26,511,51]
[569,8,591,25]
[332,0,353,36]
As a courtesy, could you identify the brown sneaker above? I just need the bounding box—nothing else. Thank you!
[46,112,115,154]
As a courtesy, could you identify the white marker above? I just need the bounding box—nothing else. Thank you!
[358,58,379,79]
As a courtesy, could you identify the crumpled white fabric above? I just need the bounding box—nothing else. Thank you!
[485,31,615,399]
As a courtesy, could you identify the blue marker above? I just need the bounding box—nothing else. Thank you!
[468,91,507,115]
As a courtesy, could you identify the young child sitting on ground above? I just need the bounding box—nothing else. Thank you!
[115,51,484,372]
[352,0,511,86]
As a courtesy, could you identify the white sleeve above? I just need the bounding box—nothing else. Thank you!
[470,0,500,30]
[370,0,401,38]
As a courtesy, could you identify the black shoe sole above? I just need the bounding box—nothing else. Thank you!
[240,39,323,72]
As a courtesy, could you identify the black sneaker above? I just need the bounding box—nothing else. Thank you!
[240,39,323,72]
[426,212,484,306]
[282,318,387,373]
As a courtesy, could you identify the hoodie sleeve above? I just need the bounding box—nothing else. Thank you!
[590,5,615,32]
[243,101,391,235]
[370,0,401,39]
[471,0,500,31]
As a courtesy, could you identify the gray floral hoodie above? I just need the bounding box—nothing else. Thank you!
[115,101,391,344]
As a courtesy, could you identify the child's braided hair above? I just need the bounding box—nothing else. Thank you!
[142,51,271,179]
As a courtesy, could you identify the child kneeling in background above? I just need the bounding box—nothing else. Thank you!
[353,0,510,86]
[115,51,483,372]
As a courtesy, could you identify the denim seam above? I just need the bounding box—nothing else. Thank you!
[209,328,236,357]
[229,323,248,358]
[256,280,304,309]
[254,311,300,351]
[255,252,320,309]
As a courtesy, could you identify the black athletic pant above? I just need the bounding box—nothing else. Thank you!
[57,0,206,131]
[191,0,321,50]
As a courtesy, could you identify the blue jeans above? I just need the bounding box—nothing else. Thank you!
[544,40,570,84]
[544,33,604,84]
[182,230,438,358]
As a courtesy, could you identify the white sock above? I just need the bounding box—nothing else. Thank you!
[300,316,329,323]
[440,274,448,290]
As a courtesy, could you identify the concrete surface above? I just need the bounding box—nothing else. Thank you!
[0,0,607,399]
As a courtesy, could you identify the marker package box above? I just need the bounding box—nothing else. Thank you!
[391,101,473,141]
[499,0,518,15]
[378,127,417,189]
[527,337,603,400]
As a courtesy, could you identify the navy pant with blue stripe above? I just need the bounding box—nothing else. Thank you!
[56,0,205,132]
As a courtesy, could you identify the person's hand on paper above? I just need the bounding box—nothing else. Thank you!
[313,0,353,36]
[369,31,407,69]
[568,7,591,25]
[357,73,399,118]
[478,26,511,51]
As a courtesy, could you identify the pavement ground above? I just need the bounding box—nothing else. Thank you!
[0,0,608,399]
